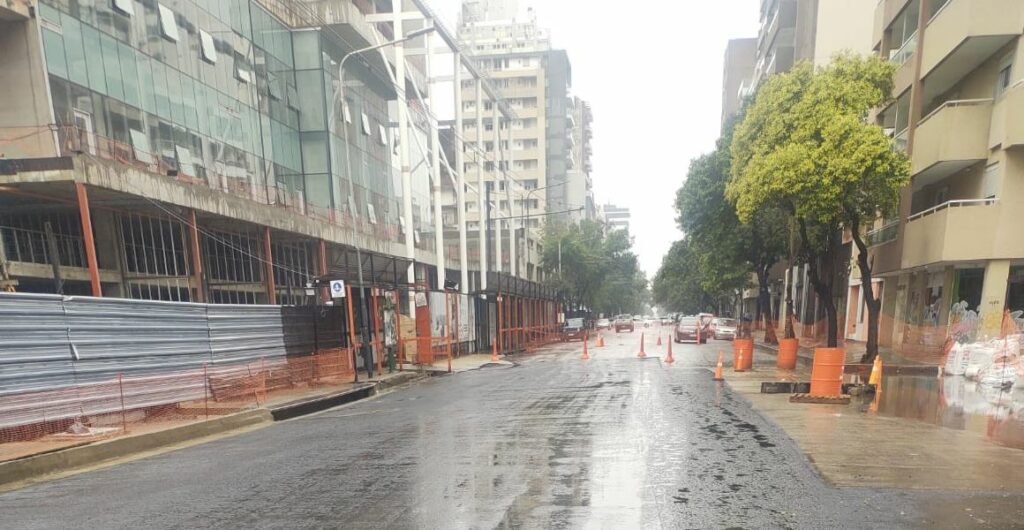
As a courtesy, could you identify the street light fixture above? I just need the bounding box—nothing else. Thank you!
[337,25,436,379]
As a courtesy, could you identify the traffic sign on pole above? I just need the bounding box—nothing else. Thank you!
[330,280,346,298]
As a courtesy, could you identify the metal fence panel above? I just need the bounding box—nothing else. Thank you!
[64,297,213,384]
[0,293,74,396]
[207,304,287,365]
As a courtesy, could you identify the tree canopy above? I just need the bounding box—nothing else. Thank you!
[541,220,648,316]
[727,53,910,351]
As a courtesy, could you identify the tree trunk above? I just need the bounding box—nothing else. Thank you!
[799,219,840,348]
[851,217,882,363]
[758,266,778,344]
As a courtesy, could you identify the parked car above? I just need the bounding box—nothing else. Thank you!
[711,317,738,341]
[614,314,635,333]
[564,317,586,341]
[596,318,611,330]
[660,316,675,326]
[644,316,657,328]
[674,316,707,344]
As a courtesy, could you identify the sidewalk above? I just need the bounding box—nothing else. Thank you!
[724,361,1024,491]
[754,335,935,367]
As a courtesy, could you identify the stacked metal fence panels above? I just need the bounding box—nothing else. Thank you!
[0,292,327,430]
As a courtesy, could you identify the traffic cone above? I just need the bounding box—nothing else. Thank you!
[657,334,663,346]
[735,348,746,373]
[581,333,590,361]
[665,338,675,364]
[596,332,605,348]
[868,355,883,386]
[491,335,500,362]
[713,351,724,381]
[637,333,647,358]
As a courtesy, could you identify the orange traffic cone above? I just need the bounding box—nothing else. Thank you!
[596,332,605,348]
[713,351,724,381]
[665,338,675,364]
[491,335,500,362]
[868,355,882,387]
[637,333,647,358]
[581,332,590,361]
[657,334,663,346]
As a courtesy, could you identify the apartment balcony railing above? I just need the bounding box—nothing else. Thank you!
[921,0,1022,101]
[911,99,992,185]
[864,221,899,247]
[902,199,1005,269]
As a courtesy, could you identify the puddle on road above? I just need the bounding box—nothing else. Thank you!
[864,374,1024,449]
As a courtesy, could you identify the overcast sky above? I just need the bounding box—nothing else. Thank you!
[428,0,761,277]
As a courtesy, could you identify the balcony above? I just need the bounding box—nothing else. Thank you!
[989,81,1024,149]
[920,0,1022,104]
[901,199,1008,269]
[911,99,992,186]
[0,0,30,20]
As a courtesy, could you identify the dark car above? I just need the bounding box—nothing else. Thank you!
[674,316,707,344]
[564,318,586,341]
[613,314,634,333]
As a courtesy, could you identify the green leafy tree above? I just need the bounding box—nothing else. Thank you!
[729,53,909,354]
[676,115,786,341]
[652,239,719,315]
[540,220,648,316]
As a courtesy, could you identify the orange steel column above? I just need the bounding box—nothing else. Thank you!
[262,227,276,305]
[346,284,358,381]
[497,292,504,356]
[394,290,404,371]
[188,209,205,303]
[74,182,102,297]
[445,291,452,373]
[371,287,383,376]
[317,240,329,303]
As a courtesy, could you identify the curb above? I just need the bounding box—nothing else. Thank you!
[268,372,424,421]
[0,408,271,491]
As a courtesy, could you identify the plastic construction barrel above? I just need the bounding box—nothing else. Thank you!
[733,338,754,371]
[777,338,799,370]
[810,347,845,397]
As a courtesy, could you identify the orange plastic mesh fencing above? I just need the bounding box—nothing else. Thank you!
[0,348,358,462]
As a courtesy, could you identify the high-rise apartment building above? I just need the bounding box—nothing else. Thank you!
[854,0,1024,353]
[565,96,596,223]
[721,38,757,129]
[600,204,631,233]
[457,1,573,226]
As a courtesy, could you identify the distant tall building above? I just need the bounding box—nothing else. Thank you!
[721,38,757,129]
[600,204,631,233]
[565,96,595,223]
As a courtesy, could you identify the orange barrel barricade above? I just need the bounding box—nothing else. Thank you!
[733,338,754,371]
[777,338,799,370]
[810,347,845,397]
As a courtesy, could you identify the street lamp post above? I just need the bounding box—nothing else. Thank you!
[337,26,434,379]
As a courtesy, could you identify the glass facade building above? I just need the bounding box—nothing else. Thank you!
[35,0,433,247]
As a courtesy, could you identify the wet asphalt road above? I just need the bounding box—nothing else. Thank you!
[0,328,956,529]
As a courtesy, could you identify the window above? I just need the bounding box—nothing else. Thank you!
[157,4,179,42]
[200,30,217,64]
[343,103,352,124]
[367,203,377,224]
[983,163,1001,199]
[996,55,1013,97]
[361,113,371,135]
[378,124,388,145]
[112,0,134,16]
[129,129,155,164]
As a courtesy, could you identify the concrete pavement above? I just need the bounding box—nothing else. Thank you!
[1,326,1023,528]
